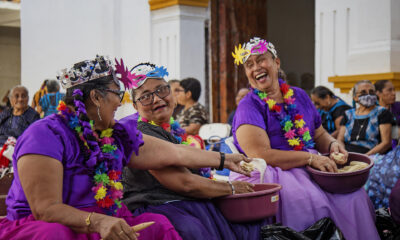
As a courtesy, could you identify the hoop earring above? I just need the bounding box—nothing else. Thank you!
[97,106,102,121]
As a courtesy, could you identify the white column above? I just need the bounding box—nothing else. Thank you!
[315,0,400,101]
[150,5,207,105]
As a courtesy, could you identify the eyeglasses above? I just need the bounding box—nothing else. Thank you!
[103,89,125,102]
[356,89,375,97]
[135,85,171,106]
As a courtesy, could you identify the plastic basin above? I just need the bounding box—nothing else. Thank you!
[214,183,282,223]
[306,152,374,194]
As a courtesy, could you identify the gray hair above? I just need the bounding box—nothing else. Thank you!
[46,79,60,93]
[9,85,29,98]
[352,80,374,97]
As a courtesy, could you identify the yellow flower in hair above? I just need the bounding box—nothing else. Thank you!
[266,99,276,110]
[100,128,114,138]
[288,138,300,146]
[95,186,107,200]
[295,119,305,128]
[284,89,294,99]
[110,181,123,191]
[232,44,250,65]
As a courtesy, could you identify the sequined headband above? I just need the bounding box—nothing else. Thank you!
[116,62,169,90]
[57,55,119,89]
[232,37,278,65]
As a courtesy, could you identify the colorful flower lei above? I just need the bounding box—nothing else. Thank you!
[138,116,211,177]
[253,80,315,151]
[57,91,123,215]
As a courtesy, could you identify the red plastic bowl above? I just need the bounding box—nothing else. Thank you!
[306,152,374,194]
[214,183,282,223]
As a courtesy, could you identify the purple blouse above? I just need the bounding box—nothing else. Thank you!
[6,114,143,220]
[232,86,322,153]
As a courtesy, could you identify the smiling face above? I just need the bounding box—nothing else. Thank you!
[377,81,396,105]
[311,94,333,111]
[10,87,29,112]
[243,52,280,92]
[96,82,122,129]
[133,78,175,124]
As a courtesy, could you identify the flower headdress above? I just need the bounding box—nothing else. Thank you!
[129,62,169,89]
[57,55,119,89]
[232,37,278,65]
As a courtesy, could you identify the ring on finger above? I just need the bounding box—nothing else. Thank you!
[119,230,124,235]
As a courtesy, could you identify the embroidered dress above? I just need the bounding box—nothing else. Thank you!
[318,99,351,134]
[39,92,65,117]
[341,106,395,153]
[0,114,181,240]
[121,113,267,240]
[0,107,40,145]
[230,85,380,240]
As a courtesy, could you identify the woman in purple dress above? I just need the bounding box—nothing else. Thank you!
[0,56,249,240]
[230,37,380,239]
[121,62,264,240]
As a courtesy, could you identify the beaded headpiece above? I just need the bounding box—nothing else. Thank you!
[57,55,119,89]
[232,37,278,65]
[128,62,169,89]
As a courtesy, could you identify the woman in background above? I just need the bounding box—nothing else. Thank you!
[311,86,351,138]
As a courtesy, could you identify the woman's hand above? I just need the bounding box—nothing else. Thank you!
[224,153,252,176]
[329,141,348,164]
[93,214,138,240]
[311,154,338,173]
[232,181,255,194]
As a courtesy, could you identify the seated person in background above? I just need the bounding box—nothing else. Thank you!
[167,79,184,118]
[375,80,400,144]
[175,78,208,135]
[228,88,250,126]
[0,56,249,240]
[337,80,395,155]
[122,62,264,240]
[230,37,380,240]
[311,86,351,138]
[30,79,48,116]
[39,79,65,117]
[0,86,40,145]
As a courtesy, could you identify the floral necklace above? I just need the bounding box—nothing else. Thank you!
[253,80,315,150]
[57,97,123,215]
[138,116,190,145]
[138,115,210,177]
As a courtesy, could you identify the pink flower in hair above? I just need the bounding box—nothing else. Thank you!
[115,58,142,89]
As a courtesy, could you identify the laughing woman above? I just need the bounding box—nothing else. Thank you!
[229,37,380,240]
[121,62,267,240]
[0,56,250,240]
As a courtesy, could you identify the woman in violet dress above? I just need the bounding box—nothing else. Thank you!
[0,56,249,240]
[121,62,265,240]
[230,37,380,239]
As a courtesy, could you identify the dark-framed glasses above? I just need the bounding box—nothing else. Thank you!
[136,85,171,106]
[103,89,125,102]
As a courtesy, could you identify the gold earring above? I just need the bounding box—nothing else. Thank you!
[97,106,102,121]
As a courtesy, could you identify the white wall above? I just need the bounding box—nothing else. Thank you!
[151,5,207,105]
[316,0,400,103]
[21,0,153,118]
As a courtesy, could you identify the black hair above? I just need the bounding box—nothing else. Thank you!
[374,80,390,93]
[311,86,335,99]
[46,80,60,93]
[63,59,115,165]
[180,77,201,102]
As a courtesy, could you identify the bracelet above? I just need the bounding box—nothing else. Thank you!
[85,212,94,227]
[227,181,236,195]
[307,152,313,165]
[328,141,337,152]
[217,152,225,170]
